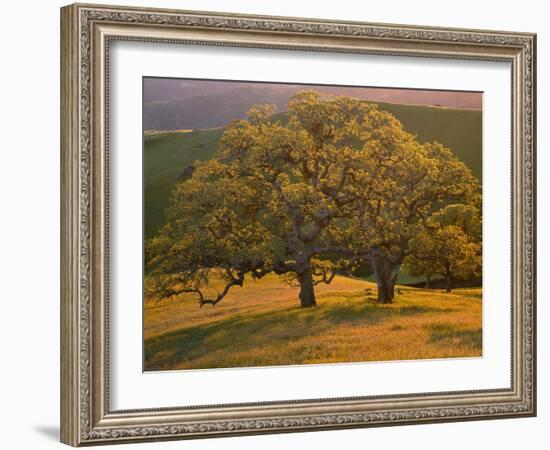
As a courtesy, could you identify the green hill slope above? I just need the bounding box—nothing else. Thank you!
[144,129,223,238]
[379,103,482,180]
[144,102,481,239]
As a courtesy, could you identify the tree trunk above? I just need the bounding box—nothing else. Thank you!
[376,271,396,304]
[445,263,452,292]
[297,267,316,307]
[425,277,431,289]
[445,273,452,292]
[371,254,398,304]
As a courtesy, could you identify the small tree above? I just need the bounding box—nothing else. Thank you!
[404,204,482,292]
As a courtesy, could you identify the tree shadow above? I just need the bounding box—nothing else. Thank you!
[428,323,482,348]
[145,308,325,369]
[144,299,455,370]
[321,302,450,325]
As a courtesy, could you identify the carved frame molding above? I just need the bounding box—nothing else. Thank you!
[61,3,536,446]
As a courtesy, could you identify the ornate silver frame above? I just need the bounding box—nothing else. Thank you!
[60,3,536,446]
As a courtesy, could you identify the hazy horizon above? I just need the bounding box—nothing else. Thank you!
[143,77,482,132]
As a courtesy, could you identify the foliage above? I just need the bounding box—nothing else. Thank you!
[403,204,482,291]
[146,91,480,307]
[143,102,482,239]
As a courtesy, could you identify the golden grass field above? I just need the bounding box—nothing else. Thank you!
[144,274,482,371]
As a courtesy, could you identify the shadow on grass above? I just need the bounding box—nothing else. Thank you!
[320,302,445,325]
[144,299,449,370]
[428,323,482,349]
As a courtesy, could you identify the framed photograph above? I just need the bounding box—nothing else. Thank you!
[60,3,536,446]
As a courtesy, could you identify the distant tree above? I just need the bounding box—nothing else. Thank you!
[146,91,480,307]
[403,204,482,292]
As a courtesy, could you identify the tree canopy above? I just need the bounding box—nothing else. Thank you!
[403,204,482,291]
[146,91,481,307]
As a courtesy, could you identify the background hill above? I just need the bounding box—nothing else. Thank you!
[144,82,482,131]
[144,101,482,240]
[144,128,223,238]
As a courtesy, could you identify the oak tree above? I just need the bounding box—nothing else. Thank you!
[403,204,482,292]
[146,91,480,307]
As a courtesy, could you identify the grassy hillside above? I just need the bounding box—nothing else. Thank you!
[144,102,481,239]
[379,103,482,179]
[144,274,482,370]
[144,128,223,238]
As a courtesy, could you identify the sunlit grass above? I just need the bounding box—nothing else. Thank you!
[144,274,481,371]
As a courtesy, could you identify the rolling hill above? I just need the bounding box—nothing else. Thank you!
[144,83,482,130]
[144,101,482,240]
[144,128,223,238]
[144,273,482,370]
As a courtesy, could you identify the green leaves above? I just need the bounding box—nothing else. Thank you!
[404,204,482,286]
[146,90,481,305]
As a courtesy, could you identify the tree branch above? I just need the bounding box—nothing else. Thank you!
[312,268,337,285]
[196,269,245,307]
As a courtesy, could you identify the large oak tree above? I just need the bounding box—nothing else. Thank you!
[146,91,480,307]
